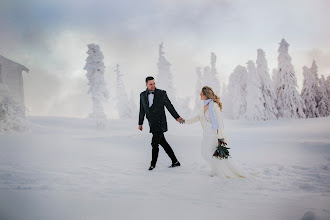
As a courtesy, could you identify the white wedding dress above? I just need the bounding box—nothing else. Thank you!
[202,110,247,178]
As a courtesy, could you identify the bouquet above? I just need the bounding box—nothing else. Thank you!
[213,139,230,160]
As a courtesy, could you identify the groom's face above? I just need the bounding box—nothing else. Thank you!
[146,80,156,91]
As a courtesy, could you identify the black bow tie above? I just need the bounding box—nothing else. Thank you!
[148,90,154,94]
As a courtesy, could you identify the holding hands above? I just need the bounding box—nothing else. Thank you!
[138,117,184,131]
[177,117,185,124]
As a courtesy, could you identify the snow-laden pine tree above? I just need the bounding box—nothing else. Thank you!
[301,66,319,118]
[317,75,330,117]
[256,49,278,120]
[221,82,226,98]
[309,60,321,105]
[245,60,266,120]
[275,39,306,119]
[84,43,109,128]
[326,75,330,98]
[203,66,211,87]
[156,42,176,105]
[272,68,278,88]
[177,97,192,118]
[0,83,29,133]
[221,82,233,119]
[128,91,138,119]
[115,64,131,119]
[228,65,247,120]
[203,53,221,95]
[193,67,203,114]
[210,52,221,95]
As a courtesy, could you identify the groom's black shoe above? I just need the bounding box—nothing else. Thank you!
[169,161,180,168]
[149,165,155,171]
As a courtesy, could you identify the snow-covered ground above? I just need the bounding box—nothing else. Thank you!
[0,116,329,220]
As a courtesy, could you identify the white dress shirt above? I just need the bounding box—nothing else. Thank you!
[148,93,154,107]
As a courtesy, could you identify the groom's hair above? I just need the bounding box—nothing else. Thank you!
[146,76,154,83]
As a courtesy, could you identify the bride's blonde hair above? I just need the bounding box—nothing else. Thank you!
[202,86,223,111]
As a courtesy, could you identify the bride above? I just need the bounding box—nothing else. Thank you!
[183,86,247,178]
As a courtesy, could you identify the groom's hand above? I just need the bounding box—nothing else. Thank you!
[177,117,183,123]
[138,125,143,131]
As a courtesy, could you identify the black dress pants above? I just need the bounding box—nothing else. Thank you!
[151,133,178,166]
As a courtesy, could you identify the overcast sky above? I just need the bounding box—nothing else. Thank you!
[1,0,329,118]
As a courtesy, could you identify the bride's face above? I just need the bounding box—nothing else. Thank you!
[200,91,207,100]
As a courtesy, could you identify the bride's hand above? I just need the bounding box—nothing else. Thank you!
[218,138,226,145]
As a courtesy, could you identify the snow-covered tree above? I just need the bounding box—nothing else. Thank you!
[326,75,330,98]
[203,66,211,87]
[177,97,192,118]
[0,83,29,133]
[221,82,226,98]
[203,53,221,95]
[256,49,278,120]
[115,64,132,119]
[301,66,319,118]
[306,60,330,117]
[245,60,266,120]
[272,68,278,88]
[274,39,306,119]
[128,91,138,119]
[156,42,176,104]
[309,60,321,105]
[84,43,109,128]
[221,82,233,119]
[210,52,221,95]
[193,67,203,113]
[228,65,247,120]
[318,75,330,117]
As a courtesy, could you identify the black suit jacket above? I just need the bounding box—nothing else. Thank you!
[139,88,180,133]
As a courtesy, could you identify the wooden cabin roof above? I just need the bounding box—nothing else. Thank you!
[0,55,29,73]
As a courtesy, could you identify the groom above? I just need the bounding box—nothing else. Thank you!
[138,76,183,171]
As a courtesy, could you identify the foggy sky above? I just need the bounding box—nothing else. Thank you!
[1,0,329,117]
